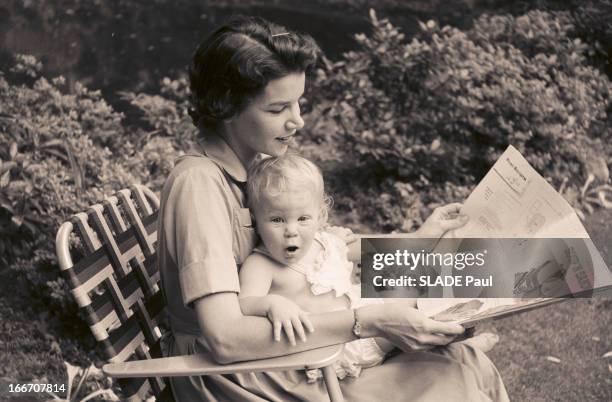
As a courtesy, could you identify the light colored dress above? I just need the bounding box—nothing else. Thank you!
[158,134,510,402]
[253,231,387,381]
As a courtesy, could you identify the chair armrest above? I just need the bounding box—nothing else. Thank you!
[103,344,344,378]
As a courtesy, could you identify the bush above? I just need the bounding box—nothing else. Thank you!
[0,55,192,327]
[562,0,612,77]
[303,9,611,231]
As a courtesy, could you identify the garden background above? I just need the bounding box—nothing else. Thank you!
[1,0,611,400]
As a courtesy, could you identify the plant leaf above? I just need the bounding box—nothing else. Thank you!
[42,148,69,163]
[0,161,16,176]
[11,215,23,227]
[9,142,17,159]
[72,364,90,401]
[63,141,84,192]
[41,139,65,148]
[64,361,81,400]
[78,388,120,402]
[0,170,9,188]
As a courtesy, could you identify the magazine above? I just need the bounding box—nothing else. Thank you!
[418,297,562,327]
[418,145,611,326]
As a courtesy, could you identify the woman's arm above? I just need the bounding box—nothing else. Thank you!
[195,293,464,364]
[346,203,469,262]
[195,292,357,363]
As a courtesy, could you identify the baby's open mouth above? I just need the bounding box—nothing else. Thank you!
[286,246,299,253]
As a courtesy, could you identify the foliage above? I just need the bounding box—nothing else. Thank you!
[0,55,191,330]
[0,53,195,393]
[119,76,197,189]
[572,0,612,77]
[303,9,611,231]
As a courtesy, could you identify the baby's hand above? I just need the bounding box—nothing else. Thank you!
[416,203,469,238]
[267,295,314,345]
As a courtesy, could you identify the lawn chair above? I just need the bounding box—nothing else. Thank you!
[56,184,344,402]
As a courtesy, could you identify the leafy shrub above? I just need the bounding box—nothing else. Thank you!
[0,55,192,328]
[303,10,611,231]
[567,0,612,77]
[119,76,198,189]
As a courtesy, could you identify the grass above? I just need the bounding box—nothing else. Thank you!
[483,207,612,401]
[484,297,611,401]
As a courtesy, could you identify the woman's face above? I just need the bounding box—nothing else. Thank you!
[223,72,306,164]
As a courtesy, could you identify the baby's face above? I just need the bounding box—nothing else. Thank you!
[253,189,323,265]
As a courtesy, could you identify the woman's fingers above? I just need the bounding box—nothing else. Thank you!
[435,203,463,216]
[440,215,469,231]
[419,202,468,237]
[425,319,465,336]
[436,203,467,226]
[418,333,457,346]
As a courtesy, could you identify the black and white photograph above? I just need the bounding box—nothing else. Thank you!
[1,1,611,401]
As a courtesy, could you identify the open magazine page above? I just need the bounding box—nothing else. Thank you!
[449,145,589,239]
[419,145,611,324]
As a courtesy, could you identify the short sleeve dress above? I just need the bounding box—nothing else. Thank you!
[158,135,509,402]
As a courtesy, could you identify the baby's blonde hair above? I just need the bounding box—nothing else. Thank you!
[247,153,332,218]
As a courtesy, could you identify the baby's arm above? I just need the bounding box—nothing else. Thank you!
[238,253,276,317]
[239,253,314,345]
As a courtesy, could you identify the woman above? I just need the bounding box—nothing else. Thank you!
[158,15,508,401]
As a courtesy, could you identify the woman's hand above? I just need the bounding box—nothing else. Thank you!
[416,203,469,238]
[358,301,465,352]
[266,295,314,346]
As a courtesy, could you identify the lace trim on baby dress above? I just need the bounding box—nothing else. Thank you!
[253,231,359,304]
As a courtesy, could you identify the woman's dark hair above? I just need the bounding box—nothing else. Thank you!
[188,16,320,133]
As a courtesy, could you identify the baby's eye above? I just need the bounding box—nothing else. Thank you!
[271,217,284,223]
[298,216,311,222]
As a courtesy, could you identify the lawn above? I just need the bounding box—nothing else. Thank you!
[484,297,611,401]
[483,208,612,401]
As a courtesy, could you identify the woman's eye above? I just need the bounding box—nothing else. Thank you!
[269,106,287,114]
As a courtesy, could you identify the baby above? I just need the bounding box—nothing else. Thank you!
[238,153,394,380]
[238,153,498,380]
